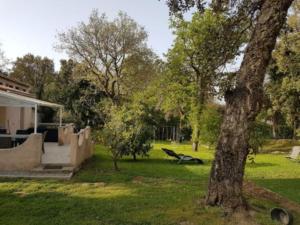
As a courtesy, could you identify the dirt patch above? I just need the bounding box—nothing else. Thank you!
[132,176,144,184]
[244,181,300,214]
[227,211,260,225]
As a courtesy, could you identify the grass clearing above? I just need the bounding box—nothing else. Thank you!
[0,142,299,225]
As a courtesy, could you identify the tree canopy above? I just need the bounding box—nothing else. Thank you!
[56,10,157,103]
[10,54,55,100]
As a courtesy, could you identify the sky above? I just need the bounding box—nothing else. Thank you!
[0,0,174,70]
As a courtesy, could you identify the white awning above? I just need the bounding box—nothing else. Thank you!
[0,90,63,108]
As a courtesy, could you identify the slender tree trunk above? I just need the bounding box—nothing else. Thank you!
[191,95,203,152]
[113,159,119,171]
[206,0,293,211]
[192,123,200,151]
[192,141,199,151]
[272,115,278,139]
[272,111,281,139]
[292,116,298,140]
[133,153,137,161]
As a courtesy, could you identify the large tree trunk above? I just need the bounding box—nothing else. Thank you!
[206,0,293,211]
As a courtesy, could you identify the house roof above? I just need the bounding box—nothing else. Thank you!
[0,85,34,98]
[0,90,63,108]
[0,74,30,88]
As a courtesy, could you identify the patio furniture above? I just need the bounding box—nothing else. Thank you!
[286,146,300,160]
[0,129,7,134]
[44,128,58,142]
[0,137,12,148]
[162,148,204,164]
[15,129,29,146]
[26,127,34,134]
[0,134,30,148]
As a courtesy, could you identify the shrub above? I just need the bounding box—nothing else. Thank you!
[101,104,152,170]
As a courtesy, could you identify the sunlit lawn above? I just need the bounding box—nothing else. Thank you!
[0,142,299,225]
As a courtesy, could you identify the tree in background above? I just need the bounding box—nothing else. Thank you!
[264,60,287,139]
[165,10,242,151]
[50,59,106,128]
[10,54,55,100]
[56,10,157,103]
[166,0,294,212]
[266,1,300,140]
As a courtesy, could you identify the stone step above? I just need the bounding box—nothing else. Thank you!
[32,165,75,173]
[0,171,73,180]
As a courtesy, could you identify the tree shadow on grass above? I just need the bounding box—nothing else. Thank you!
[246,162,277,168]
[253,178,300,204]
[0,179,210,225]
[0,180,287,225]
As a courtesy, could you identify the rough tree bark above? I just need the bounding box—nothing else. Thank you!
[206,0,294,211]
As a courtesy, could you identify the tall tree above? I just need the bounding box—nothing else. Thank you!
[166,10,242,151]
[51,59,106,127]
[166,0,294,211]
[56,10,156,103]
[10,54,55,100]
[264,60,286,139]
[271,1,300,139]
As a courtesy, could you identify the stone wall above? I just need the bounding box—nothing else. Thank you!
[58,124,75,145]
[69,127,94,168]
[0,134,42,171]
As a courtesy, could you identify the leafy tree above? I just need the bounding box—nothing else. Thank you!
[166,0,294,212]
[264,60,287,138]
[165,10,242,151]
[102,102,153,170]
[266,1,300,140]
[51,59,106,128]
[56,10,156,103]
[10,54,55,100]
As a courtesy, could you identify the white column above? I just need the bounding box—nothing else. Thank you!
[59,107,63,127]
[34,104,38,134]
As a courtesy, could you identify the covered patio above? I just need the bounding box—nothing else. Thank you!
[0,90,63,141]
[0,90,94,178]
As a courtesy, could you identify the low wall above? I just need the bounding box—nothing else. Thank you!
[0,134,42,171]
[70,127,94,168]
[58,124,75,145]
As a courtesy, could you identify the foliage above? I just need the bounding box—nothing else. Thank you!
[163,10,242,149]
[265,2,300,139]
[56,10,158,102]
[10,53,55,100]
[50,60,106,128]
[101,102,153,170]
[199,104,223,147]
[249,121,272,154]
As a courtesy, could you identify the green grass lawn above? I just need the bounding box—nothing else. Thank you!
[0,142,299,225]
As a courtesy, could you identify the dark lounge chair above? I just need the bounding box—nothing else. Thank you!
[0,129,7,134]
[162,148,204,164]
[0,137,12,149]
[15,129,29,146]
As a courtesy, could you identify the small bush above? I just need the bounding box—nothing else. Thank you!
[101,104,153,170]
